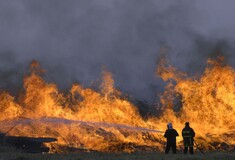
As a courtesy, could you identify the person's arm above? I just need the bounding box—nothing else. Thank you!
[175,130,179,136]
[191,128,195,137]
[164,130,168,138]
[182,129,185,137]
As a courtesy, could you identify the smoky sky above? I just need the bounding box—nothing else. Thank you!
[0,0,235,103]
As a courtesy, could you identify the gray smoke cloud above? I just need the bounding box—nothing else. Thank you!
[0,0,235,104]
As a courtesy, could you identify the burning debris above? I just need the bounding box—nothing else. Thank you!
[0,57,234,153]
[0,118,165,153]
[0,126,56,153]
[0,135,57,153]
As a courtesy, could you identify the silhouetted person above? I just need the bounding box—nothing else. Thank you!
[182,122,195,154]
[164,123,179,154]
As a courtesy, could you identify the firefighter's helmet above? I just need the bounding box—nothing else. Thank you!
[167,123,172,129]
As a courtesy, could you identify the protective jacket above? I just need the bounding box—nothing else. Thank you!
[182,126,195,147]
[164,129,179,144]
[164,128,179,154]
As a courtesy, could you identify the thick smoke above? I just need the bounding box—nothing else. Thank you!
[0,0,235,104]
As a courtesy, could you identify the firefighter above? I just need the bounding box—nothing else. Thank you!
[182,122,195,154]
[164,123,179,154]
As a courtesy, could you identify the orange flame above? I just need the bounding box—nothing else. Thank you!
[155,56,235,150]
[0,57,234,152]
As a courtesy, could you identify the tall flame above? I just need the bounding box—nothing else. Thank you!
[0,57,234,152]
[156,56,235,150]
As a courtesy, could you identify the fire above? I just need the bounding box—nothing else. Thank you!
[156,56,235,150]
[0,57,234,153]
[0,60,163,152]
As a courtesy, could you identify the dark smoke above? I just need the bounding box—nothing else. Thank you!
[0,0,235,105]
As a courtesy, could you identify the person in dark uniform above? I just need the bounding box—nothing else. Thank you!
[164,123,179,154]
[182,122,195,154]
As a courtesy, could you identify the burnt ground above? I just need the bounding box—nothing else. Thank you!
[0,151,235,160]
[0,143,235,160]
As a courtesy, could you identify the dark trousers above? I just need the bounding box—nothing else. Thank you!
[165,142,177,154]
[184,146,194,154]
[183,137,194,154]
